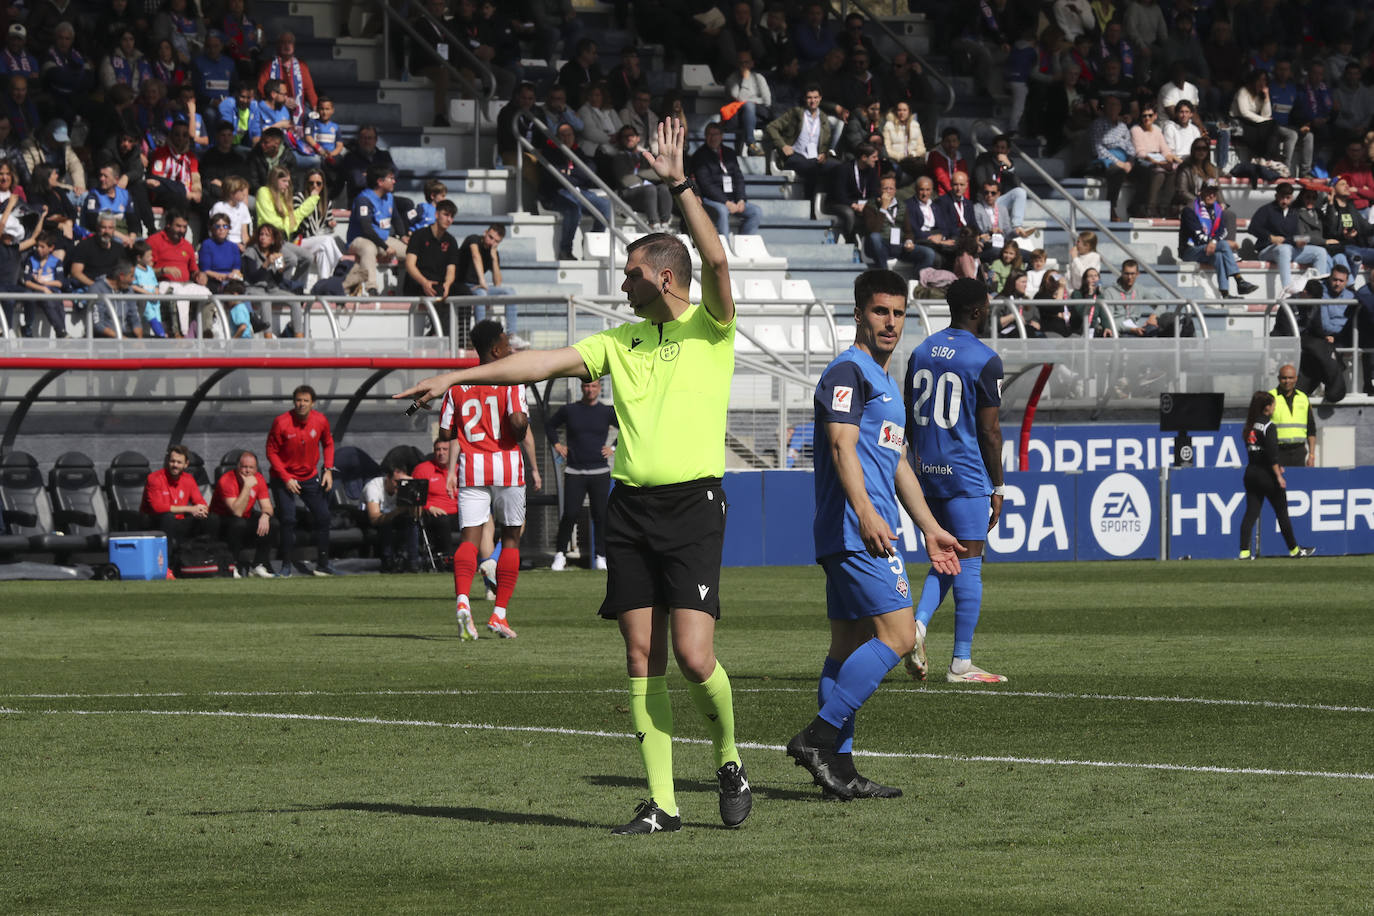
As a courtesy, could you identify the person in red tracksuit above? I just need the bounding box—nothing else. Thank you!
[140,443,209,558]
[265,383,336,576]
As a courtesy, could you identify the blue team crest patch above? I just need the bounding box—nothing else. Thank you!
[896,576,909,598]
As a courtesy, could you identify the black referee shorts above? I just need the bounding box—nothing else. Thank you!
[598,477,727,619]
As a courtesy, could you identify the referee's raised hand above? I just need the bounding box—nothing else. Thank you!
[647,117,687,185]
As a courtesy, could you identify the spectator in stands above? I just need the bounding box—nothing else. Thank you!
[475,0,525,88]
[1162,99,1204,161]
[952,0,1016,101]
[1067,230,1100,290]
[934,170,979,261]
[344,164,407,296]
[1158,61,1202,124]
[1302,265,1353,403]
[1103,259,1163,336]
[201,121,251,203]
[1,24,39,78]
[149,38,188,89]
[455,223,519,339]
[1323,177,1374,273]
[20,118,84,196]
[1157,16,1208,93]
[2,74,41,142]
[605,45,647,111]
[690,121,761,237]
[364,462,421,574]
[1090,56,1139,122]
[836,48,886,115]
[292,168,342,279]
[544,121,612,260]
[973,182,1016,265]
[1124,0,1167,77]
[724,49,770,156]
[1250,182,1333,293]
[1129,104,1180,218]
[495,84,544,210]
[1202,21,1243,115]
[171,85,210,152]
[1232,70,1296,175]
[266,384,338,576]
[805,47,848,110]
[85,254,141,338]
[70,211,127,291]
[243,224,309,333]
[1355,265,1374,396]
[192,31,234,111]
[1332,139,1374,215]
[823,140,878,244]
[1053,0,1095,42]
[1180,179,1254,298]
[19,229,67,337]
[765,84,839,201]
[249,78,294,144]
[198,212,244,294]
[972,134,1030,237]
[94,1,139,56]
[141,444,209,554]
[210,449,278,578]
[407,0,456,128]
[1040,65,1094,155]
[209,174,253,248]
[1095,22,1135,82]
[882,100,924,185]
[576,82,622,159]
[1333,63,1374,139]
[758,3,791,71]
[81,164,136,242]
[1268,59,1310,173]
[413,437,460,558]
[302,96,344,181]
[902,175,945,271]
[603,124,673,231]
[558,37,602,111]
[256,165,328,275]
[39,22,94,122]
[154,0,204,63]
[547,84,585,135]
[221,0,263,84]
[837,96,883,161]
[861,172,906,270]
[151,208,214,334]
[98,28,150,93]
[929,127,967,198]
[1090,94,1134,221]
[1173,136,1239,239]
[792,1,836,70]
[257,31,316,131]
[401,197,458,323]
[1294,62,1336,170]
[217,84,255,150]
[767,51,802,114]
[146,119,203,221]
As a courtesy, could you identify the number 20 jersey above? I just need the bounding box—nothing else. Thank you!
[438,384,527,486]
[904,327,1003,499]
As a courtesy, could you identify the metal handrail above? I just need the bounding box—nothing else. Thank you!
[845,0,955,114]
[986,131,1186,302]
[513,118,655,237]
[378,2,494,164]
[970,118,1123,280]
[800,300,841,376]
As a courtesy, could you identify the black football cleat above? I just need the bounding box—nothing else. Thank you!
[786,727,855,799]
[610,799,681,835]
[716,761,753,828]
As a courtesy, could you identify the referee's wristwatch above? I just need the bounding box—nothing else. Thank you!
[669,178,698,197]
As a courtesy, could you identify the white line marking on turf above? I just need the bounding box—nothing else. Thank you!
[2,688,1370,715]
[10,707,1374,782]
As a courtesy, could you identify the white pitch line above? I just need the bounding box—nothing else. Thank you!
[9,707,1374,783]
[1,687,1370,715]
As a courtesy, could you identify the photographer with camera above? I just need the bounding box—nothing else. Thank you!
[363,462,423,573]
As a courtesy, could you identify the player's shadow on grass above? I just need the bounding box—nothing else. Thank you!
[314,633,455,641]
[193,802,600,829]
[587,773,817,802]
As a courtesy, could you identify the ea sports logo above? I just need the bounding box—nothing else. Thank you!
[1089,473,1151,557]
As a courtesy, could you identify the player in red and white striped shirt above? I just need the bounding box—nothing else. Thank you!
[438,320,531,640]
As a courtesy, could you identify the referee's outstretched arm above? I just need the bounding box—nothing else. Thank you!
[646,118,736,325]
[396,347,592,408]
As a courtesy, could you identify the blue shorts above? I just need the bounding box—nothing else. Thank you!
[821,551,913,621]
[927,495,992,542]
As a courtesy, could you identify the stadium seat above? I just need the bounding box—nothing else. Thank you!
[104,451,152,532]
[46,452,111,551]
[215,449,245,481]
[0,451,93,556]
[742,278,777,300]
[185,451,211,501]
[680,64,721,93]
[780,278,816,301]
[329,445,382,551]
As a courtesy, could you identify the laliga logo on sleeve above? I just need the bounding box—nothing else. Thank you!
[1089,472,1151,557]
[832,386,853,412]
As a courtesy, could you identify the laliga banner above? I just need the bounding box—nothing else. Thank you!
[982,470,1160,562]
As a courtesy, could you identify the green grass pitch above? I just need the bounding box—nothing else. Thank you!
[3,559,1373,914]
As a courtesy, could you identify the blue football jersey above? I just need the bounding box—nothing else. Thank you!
[813,346,907,559]
[905,327,1003,499]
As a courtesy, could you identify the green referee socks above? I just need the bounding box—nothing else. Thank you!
[686,662,740,770]
[628,676,677,817]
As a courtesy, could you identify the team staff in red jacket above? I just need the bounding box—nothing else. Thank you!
[140,443,209,555]
[265,384,338,576]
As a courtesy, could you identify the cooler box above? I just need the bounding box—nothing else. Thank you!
[109,532,168,580]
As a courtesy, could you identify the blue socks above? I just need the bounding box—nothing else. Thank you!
[915,557,985,660]
[818,639,900,736]
[951,557,983,659]
[817,656,854,754]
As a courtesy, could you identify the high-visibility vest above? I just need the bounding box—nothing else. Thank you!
[1269,388,1310,446]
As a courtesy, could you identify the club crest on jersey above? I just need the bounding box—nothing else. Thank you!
[895,576,909,598]
[832,386,853,412]
[878,420,904,451]
[309,430,317,438]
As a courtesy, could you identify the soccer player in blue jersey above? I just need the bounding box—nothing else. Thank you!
[786,269,965,799]
[903,277,1007,683]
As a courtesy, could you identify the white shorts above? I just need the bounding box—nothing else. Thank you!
[459,485,527,528]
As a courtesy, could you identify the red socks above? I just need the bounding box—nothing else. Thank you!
[495,547,520,609]
[453,541,478,598]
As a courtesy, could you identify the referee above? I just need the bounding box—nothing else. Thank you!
[398,118,751,836]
